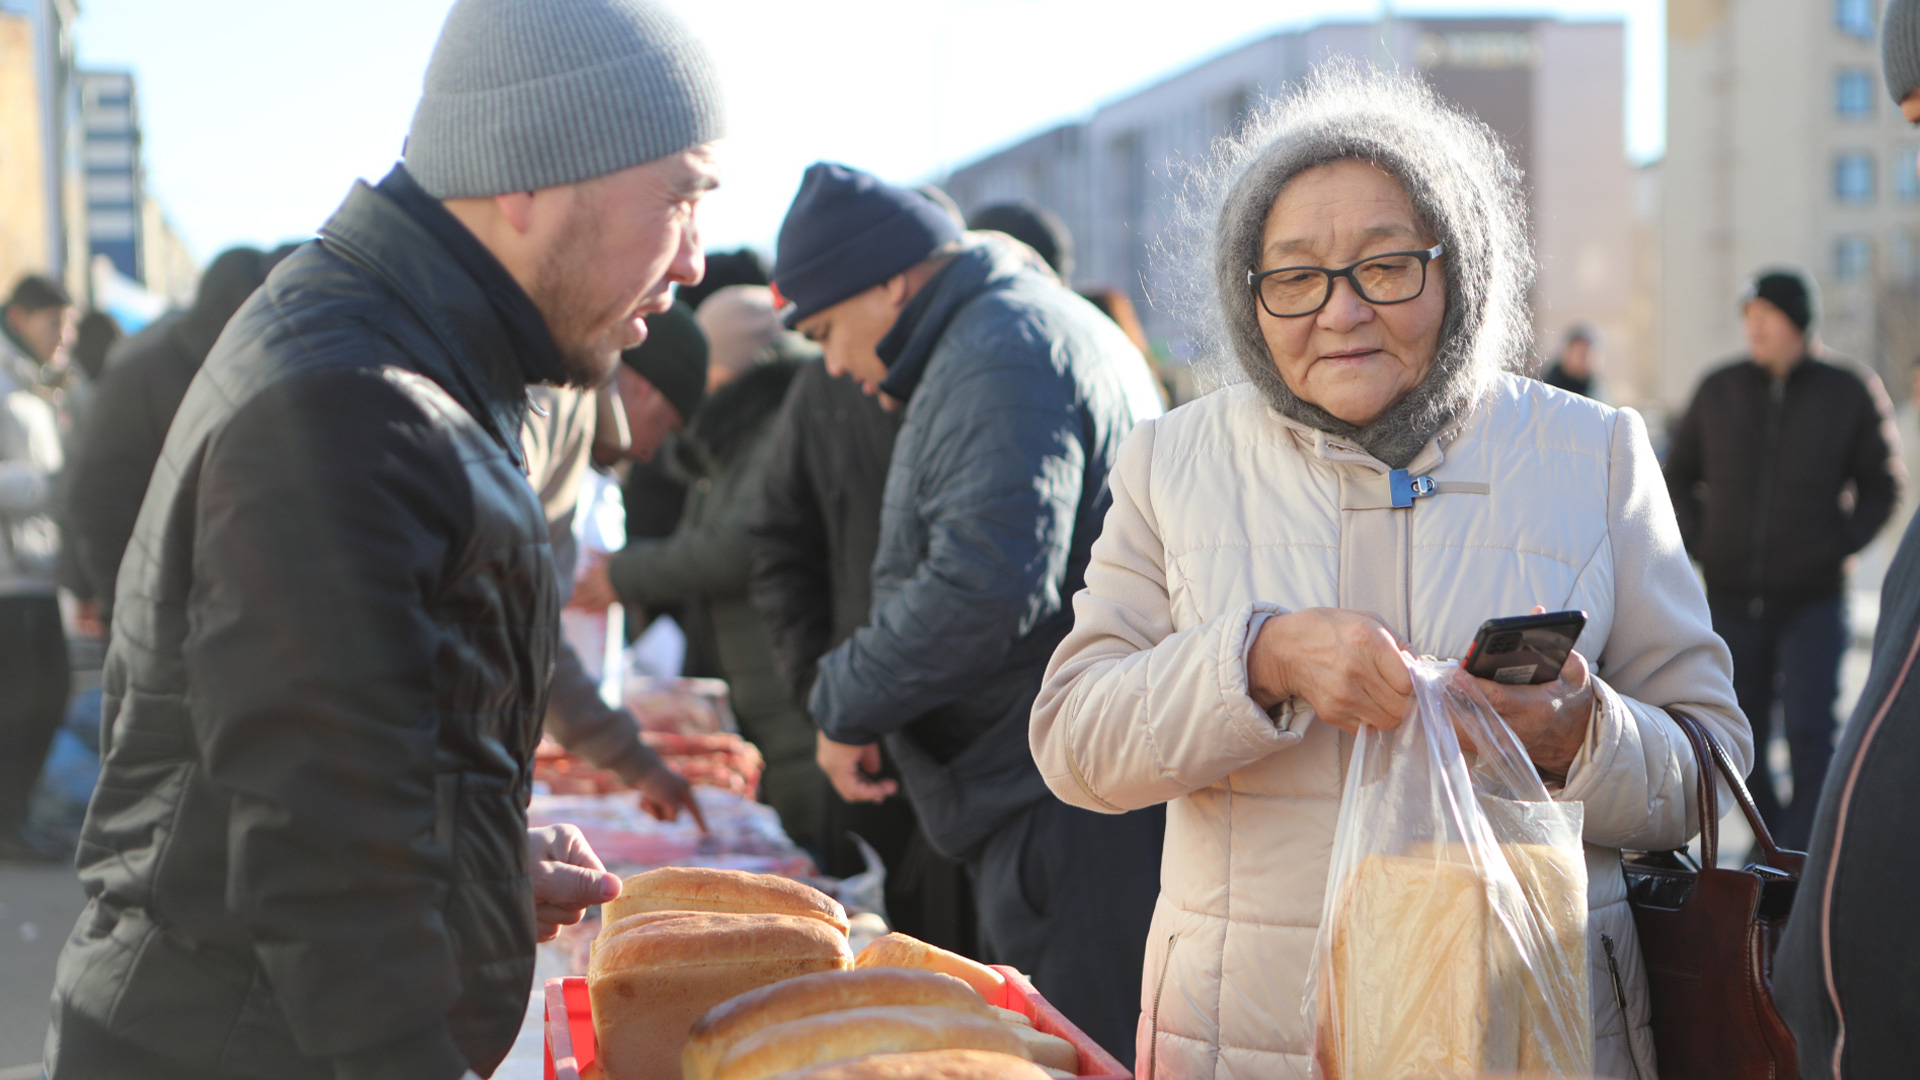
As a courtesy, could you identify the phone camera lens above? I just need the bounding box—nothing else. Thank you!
[1486,633,1522,654]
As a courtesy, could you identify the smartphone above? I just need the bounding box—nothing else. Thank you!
[1461,610,1588,685]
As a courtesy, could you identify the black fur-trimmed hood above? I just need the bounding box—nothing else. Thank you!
[675,358,804,478]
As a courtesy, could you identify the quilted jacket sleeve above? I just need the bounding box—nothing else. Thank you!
[1030,420,1304,812]
[186,367,472,1080]
[1561,406,1751,852]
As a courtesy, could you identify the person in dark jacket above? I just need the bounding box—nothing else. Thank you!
[772,162,1168,1065]
[1776,14,1920,1073]
[1540,322,1600,398]
[64,246,284,632]
[747,350,979,956]
[1664,269,1900,851]
[43,2,724,1078]
[577,349,829,853]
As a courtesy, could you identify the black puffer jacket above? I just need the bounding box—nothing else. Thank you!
[807,237,1165,858]
[747,360,902,703]
[48,167,559,1080]
[1664,356,1899,606]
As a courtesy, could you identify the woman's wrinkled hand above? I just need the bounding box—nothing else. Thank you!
[1247,608,1415,733]
[1455,649,1595,780]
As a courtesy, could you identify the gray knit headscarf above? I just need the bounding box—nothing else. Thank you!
[1176,64,1533,468]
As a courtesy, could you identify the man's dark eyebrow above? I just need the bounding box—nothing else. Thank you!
[675,171,721,195]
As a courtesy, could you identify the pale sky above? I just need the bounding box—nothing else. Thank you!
[73,0,1664,265]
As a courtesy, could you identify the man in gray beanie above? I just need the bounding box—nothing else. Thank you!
[43,2,722,1078]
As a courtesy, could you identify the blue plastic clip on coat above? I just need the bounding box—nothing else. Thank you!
[1388,469,1437,509]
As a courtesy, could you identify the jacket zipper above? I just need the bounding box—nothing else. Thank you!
[1147,931,1177,1080]
[1745,373,1787,615]
[1601,932,1647,1080]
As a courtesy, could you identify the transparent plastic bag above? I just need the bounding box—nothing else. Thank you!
[1308,658,1592,1080]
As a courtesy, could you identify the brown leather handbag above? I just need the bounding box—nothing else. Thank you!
[1620,709,1806,1080]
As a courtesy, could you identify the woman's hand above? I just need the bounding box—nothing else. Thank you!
[1247,608,1414,733]
[1456,649,1595,780]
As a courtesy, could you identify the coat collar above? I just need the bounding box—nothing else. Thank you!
[316,165,553,469]
[876,235,1034,403]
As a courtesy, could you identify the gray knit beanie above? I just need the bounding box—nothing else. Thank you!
[404,0,725,199]
[1885,0,1920,103]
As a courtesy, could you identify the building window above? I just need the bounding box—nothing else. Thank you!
[1899,147,1920,201]
[1835,151,1876,203]
[1837,69,1875,117]
[1837,0,1878,38]
[1835,235,1874,282]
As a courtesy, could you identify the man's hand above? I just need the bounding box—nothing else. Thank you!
[1246,608,1415,732]
[527,824,620,942]
[625,757,708,832]
[569,553,618,613]
[816,732,898,804]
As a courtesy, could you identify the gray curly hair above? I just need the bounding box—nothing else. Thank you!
[1169,62,1535,467]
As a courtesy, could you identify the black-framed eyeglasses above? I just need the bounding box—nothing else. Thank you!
[1246,243,1445,318]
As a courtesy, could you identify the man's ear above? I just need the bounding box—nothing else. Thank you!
[494,191,537,235]
[885,273,912,309]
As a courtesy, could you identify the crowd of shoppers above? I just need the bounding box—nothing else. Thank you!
[12,0,1920,1077]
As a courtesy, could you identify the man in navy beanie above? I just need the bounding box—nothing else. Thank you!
[45,1,722,1078]
[773,162,1168,1065]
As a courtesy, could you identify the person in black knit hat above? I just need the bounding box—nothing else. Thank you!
[966,200,1073,283]
[1664,267,1900,855]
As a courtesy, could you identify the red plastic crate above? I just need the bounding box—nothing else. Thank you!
[544,965,1130,1079]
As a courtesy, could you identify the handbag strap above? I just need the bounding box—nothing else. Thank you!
[1667,707,1786,865]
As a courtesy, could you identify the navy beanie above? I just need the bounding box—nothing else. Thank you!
[1742,270,1815,333]
[772,162,963,328]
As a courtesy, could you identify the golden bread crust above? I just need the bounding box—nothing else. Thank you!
[712,1005,1029,1080]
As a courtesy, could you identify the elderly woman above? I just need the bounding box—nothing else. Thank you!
[1029,69,1747,1079]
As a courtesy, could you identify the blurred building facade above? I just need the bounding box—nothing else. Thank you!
[0,0,86,298]
[1665,0,1919,407]
[0,1,195,309]
[943,15,1649,404]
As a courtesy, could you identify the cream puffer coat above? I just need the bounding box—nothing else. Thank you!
[1031,375,1748,1080]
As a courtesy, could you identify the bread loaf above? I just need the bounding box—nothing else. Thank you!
[685,968,991,1080]
[604,866,849,935]
[1501,842,1592,1073]
[989,1006,1030,1028]
[1318,843,1591,1080]
[711,1005,1030,1080]
[758,1049,1052,1080]
[589,911,853,1080]
[1318,853,1505,1080]
[1006,1027,1077,1074]
[854,933,1005,1000]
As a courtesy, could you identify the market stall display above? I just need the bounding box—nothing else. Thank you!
[544,938,1131,1079]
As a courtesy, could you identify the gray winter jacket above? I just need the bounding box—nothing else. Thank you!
[808,236,1164,857]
